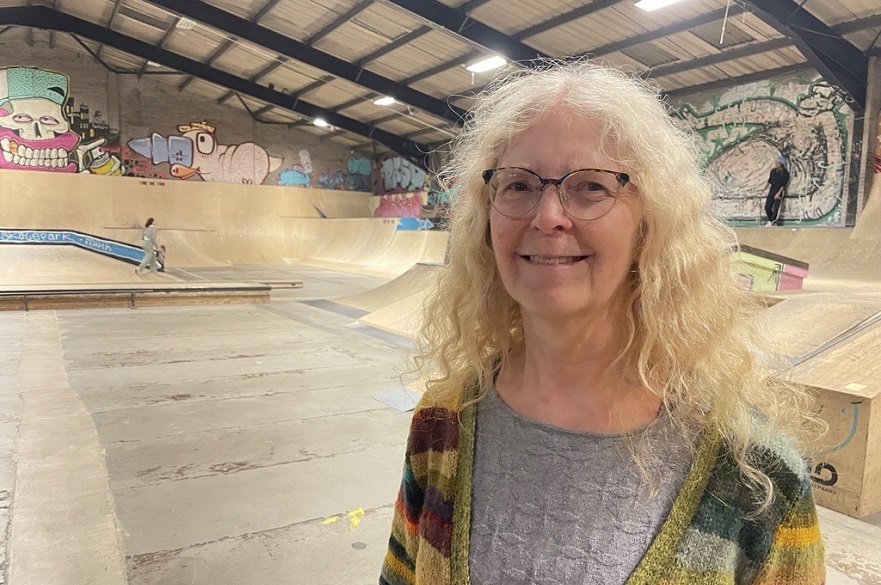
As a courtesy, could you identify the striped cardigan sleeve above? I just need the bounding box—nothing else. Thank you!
[380,404,461,585]
[751,474,825,584]
[380,458,420,585]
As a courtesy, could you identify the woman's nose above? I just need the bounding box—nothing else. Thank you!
[530,184,572,231]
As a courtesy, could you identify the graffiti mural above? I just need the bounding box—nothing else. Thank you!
[673,75,851,226]
[345,154,372,191]
[278,149,313,187]
[278,152,372,191]
[375,154,428,217]
[378,154,427,193]
[128,121,283,184]
[0,66,123,175]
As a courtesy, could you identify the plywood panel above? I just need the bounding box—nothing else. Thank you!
[791,319,881,400]
[759,294,881,362]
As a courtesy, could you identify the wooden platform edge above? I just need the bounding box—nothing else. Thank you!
[0,285,270,311]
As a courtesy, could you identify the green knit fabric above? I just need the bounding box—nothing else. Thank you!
[380,383,825,585]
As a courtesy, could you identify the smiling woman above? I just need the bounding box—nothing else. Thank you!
[380,60,825,585]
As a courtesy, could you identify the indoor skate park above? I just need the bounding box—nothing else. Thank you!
[1,0,881,583]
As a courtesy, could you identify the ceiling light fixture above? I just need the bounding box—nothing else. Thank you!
[634,0,685,11]
[466,55,507,73]
[313,118,329,127]
[176,17,196,30]
[373,96,396,106]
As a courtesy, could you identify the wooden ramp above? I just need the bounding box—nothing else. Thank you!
[0,281,270,311]
[334,264,441,312]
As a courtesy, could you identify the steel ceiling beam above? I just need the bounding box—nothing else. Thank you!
[404,50,480,85]
[143,0,466,125]
[666,63,808,101]
[178,37,235,91]
[332,93,378,113]
[834,14,881,36]
[0,5,431,164]
[217,58,286,104]
[649,38,792,78]
[320,129,346,142]
[456,0,495,13]
[382,0,548,62]
[137,17,179,76]
[307,0,373,45]
[251,0,283,23]
[253,104,274,116]
[291,75,335,100]
[94,0,122,59]
[586,5,745,58]
[404,126,438,139]
[357,25,432,66]
[649,14,881,80]
[515,0,622,41]
[741,0,867,113]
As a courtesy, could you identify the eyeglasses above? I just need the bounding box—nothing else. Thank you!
[482,166,630,221]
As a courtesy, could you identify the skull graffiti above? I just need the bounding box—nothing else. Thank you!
[0,68,79,172]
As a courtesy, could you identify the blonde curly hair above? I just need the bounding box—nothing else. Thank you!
[415,59,815,510]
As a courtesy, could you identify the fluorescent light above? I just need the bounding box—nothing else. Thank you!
[176,17,196,30]
[313,118,329,127]
[635,0,684,11]
[147,60,160,67]
[466,55,507,73]
[373,96,396,106]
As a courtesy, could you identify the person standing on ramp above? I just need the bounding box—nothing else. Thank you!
[764,156,790,226]
[136,217,159,274]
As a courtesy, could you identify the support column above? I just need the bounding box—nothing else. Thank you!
[855,57,881,220]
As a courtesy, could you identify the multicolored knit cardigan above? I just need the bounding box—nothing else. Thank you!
[380,382,825,585]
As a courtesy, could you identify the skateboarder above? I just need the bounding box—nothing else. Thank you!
[764,156,790,226]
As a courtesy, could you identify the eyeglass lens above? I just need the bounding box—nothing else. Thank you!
[489,168,621,220]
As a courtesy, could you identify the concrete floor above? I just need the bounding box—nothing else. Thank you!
[1,264,880,584]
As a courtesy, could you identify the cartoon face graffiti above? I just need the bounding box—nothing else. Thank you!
[0,68,79,172]
[128,121,282,184]
[298,149,313,174]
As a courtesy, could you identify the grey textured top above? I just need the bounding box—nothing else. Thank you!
[469,387,697,585]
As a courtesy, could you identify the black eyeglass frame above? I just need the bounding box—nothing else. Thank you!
[481,166,631,220]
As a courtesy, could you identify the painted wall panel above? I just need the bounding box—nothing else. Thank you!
[673,72,853,226]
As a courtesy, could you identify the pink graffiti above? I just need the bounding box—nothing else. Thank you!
[0,129,79,172]
[374,193,422,217]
